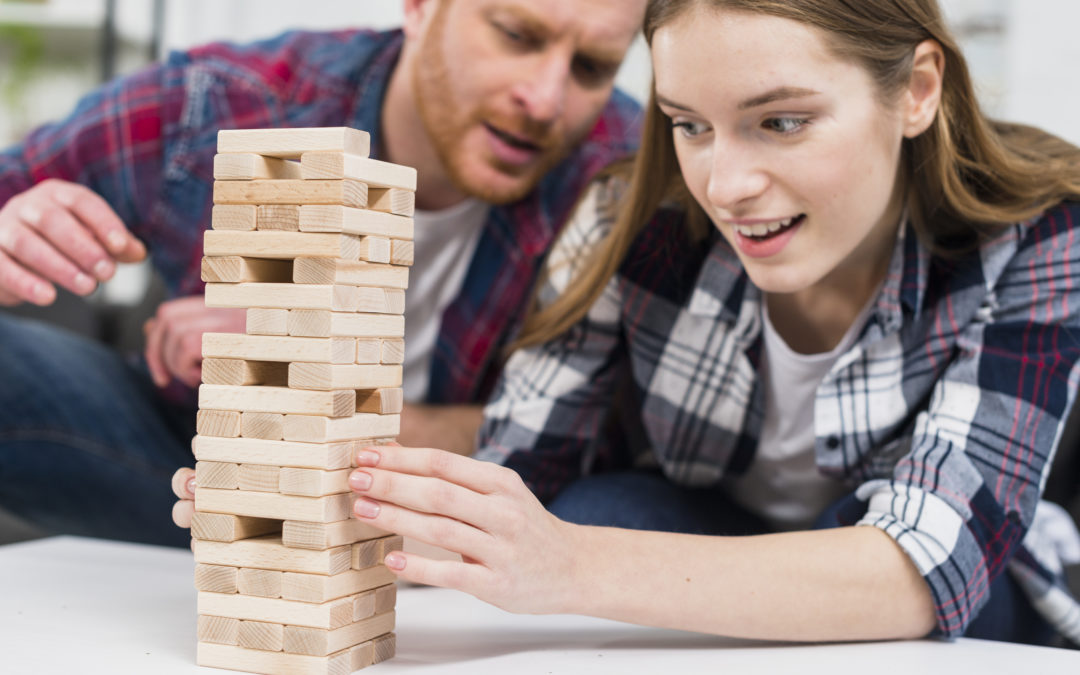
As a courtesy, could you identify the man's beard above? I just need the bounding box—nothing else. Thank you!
[411,11,577,205]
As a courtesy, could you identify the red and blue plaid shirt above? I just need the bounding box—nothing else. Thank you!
[0,29,642,404]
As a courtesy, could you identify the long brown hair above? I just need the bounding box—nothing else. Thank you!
[513,0,1080,351]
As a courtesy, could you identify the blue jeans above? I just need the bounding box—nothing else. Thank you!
[548,470,1056,646]
[0,314,194,547]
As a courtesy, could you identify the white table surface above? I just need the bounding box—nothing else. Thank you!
[1,536,1077,674]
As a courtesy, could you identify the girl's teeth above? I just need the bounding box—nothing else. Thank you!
[736,217,796,237]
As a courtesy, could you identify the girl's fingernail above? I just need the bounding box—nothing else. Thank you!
[355,449,380,467]
[354,498,380,519]
[348,470,372,491]
[186,477,196,496]
[384,552,406,570]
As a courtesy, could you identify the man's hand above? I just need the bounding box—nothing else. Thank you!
[0,179,146,306]
[143,298,246,388]
[399,403,483,456]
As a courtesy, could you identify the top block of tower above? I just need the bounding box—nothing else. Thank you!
[218,127,370,160]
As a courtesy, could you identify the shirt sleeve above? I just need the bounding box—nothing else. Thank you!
[855,203,1080,637]
[475,179,628,502]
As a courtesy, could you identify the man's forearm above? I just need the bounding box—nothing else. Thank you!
[398,403,484,456]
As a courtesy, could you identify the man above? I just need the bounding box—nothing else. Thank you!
[0,0,644,546]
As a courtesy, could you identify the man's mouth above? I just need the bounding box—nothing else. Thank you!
[484,123,542,152]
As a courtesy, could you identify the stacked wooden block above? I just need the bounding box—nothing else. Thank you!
[192,127,415,675]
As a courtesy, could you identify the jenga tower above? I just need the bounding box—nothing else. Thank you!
[191,127,415,675]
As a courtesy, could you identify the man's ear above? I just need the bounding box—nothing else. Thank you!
[902,39,945,139]
[403,0,440,40]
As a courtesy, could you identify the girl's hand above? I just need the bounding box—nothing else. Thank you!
[348,445,583,615]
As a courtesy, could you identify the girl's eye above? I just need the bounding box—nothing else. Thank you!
[672,120,709,138]
[763,117,810,134]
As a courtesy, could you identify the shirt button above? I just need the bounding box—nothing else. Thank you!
[826,436,841,449]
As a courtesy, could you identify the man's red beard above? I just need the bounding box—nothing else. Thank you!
[411,8,581,205]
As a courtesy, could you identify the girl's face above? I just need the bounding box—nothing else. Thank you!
[652,8,911,298]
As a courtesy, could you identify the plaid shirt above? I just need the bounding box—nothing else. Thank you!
[0,29,641,404]
[478,180,1080,642]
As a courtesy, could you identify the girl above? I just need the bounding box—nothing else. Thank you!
[347,0,1080,645]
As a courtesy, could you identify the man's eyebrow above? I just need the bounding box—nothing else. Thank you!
[737,86,820,110]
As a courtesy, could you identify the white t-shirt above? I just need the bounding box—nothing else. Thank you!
[727,296,879,531]
[401,199,490,402]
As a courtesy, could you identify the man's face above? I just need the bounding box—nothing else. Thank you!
[411,0,644,204]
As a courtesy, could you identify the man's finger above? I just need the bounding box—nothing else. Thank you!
[0,249,55,305]
[52,182,146,262]
[21,200,114,284]
[144,317,171,387]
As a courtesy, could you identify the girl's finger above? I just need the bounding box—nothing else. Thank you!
[381,549,488,597]
[354,445,521,496]
[349,467,500,533]
[353,496,495,562]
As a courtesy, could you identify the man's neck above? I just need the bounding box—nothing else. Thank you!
[380,52,470,212]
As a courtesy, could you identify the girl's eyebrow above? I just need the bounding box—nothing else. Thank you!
[737,86,821,110]
[656,86,822,113]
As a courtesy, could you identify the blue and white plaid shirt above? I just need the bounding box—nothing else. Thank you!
[478,179,1080,642]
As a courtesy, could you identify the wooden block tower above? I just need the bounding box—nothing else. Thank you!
[191,127,415,674]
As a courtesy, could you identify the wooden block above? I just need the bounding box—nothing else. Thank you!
[367,188,414,217]
[193,535,352,575]
[238,463,281,493]
[247,308,289,336]
[390,239,414,266]
[203,333,356,364]
[203,359,289,387]
[257,204,301,231]
[195,488,354,524]
[380,339,405,365]
[300,151,417,190]
[237,568,283,598]
[193,436,359,470]
[352,535,403,571]
[355,389,403,415]
[373,584,396,616]
[198,591,356,629]
[350,640,376,672]
[212,204,257,231]
[199,384,357,418]
[214,153,302,180]
[217,127,370,160]
[299,205,412,240]
[214,179,368,209]
[292,258,408,289]
[195,461,239,490]
[241,412,285,440]
[355,339,382,365]
[283,611,395,657]
[205,282,363,312]
[198,615,240,646]
[385,290,406,314]
[194,564,238,593]
[196,409,241,438]
[352,588,377,621]
[288,364,402,392]
[191,512,281,543]
[371,632,396,666]
[202,256,293,283]
[204,231,360,260]
[197,641,354,675]
[283,412,401,443]
[288,311,404,338]
[282,566,396,604]
[282,520,388,551]
[238,620,285,652]
[279,468,351,497]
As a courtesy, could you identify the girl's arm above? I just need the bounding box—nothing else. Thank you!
[348,445,936,641]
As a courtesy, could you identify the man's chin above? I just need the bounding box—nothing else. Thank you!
[452,162,547,206]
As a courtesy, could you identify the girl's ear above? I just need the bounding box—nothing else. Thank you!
[902,40,945,139]
[403,0,440,40]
